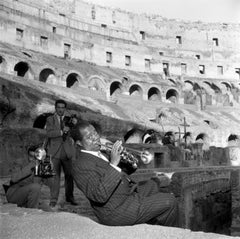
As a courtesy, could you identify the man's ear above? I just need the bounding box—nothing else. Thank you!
[76,140,83,146]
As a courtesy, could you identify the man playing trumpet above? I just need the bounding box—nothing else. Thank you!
[70,121,178,226]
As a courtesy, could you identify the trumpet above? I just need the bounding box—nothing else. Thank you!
[99,142,138,175]
[100,141,154,174]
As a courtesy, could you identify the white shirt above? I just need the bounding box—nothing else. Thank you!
[81,149,121,172]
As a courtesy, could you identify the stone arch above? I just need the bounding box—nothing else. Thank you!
[148,87,161,101]
[195,133,208,142]
[33,113,53,129]
[166,88,179,103]
[195,132,211,150]
[183,81,194,104]
[39,68,57,83]
[0,55,7,73]
[129,84,143,98]
[14,61,32,78]
[124,128,143,144]
[121,77,129,85]
[22,51,32,58]
[88,76,106,92]
[220,82,232,106]
[211,83,222,94]
[110,81,123,96]
[201,81,215,105]
[167,78,176,85]
[228,134,238,142]
[221,81,231,91]
[183,80,194,91]
[66,72,82,88]
[193,82,207,109]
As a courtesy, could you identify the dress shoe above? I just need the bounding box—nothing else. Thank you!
[66,198,78,205]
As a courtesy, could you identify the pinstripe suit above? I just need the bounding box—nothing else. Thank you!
[73,148,178,226]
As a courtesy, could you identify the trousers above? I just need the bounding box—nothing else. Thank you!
[6,183,41,208]
[50,146,74,203]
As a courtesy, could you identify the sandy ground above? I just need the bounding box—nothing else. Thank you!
[0,175,239,239]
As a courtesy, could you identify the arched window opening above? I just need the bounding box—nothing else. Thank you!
[33,113,53,129]
[66,73,79,88]
[183,81,193,91]
[39,68,56,83]
[124,128,143,144]
[14,61,29,77]
[168,78,176,85]
[0,56,7,72]
[212,83,221,94]
[221,82,231,91]
[195,133,208,142]
[148,87,161,101]
[142,129,162,144]
[88,77,106,91]
[166,89,178,103]
[129,84,143,97]
[110,81,122,96]
[228,134,238,142]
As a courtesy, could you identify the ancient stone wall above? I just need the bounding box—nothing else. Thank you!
[0,0,239,79]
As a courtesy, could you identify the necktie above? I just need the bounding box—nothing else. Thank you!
[60,116,64,130]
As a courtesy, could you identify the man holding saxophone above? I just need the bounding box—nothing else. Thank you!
[70,121,178,226]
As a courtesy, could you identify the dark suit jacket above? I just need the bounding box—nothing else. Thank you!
[73,149,141,225]
[72,147,180,226]
[45,114,74,159]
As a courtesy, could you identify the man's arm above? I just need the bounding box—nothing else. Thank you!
[45,116,62,139]
[73,159,122,204]
[11,161,35,183]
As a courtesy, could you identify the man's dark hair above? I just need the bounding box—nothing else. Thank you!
[27,145,39,154]
[70,120,92,142]
[55,99,67,108]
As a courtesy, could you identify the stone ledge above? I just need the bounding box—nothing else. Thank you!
[0,203,237,239]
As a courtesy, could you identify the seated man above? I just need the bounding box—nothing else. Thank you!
[5,146,49,209]
[70,121,178,226]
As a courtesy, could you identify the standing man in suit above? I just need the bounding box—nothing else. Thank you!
[70,121,178,226]
[46,99,77,207]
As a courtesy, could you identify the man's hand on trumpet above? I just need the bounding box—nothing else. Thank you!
[110,140,123,166]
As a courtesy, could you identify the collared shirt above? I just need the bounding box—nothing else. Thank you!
[81,149,121,172]
[55,113,64,125]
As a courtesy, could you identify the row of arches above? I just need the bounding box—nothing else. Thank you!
[183,80,238,107]
[2,58,180,102]
[1,56,239,105]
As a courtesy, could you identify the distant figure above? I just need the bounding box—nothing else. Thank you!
[162,131,175,146]
[182,132,193,148]
[228,134,240,166]
[182,132,194,160]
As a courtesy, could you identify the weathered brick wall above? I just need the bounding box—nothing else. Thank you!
[1,0,240,77]
[230,169,240,236]
[133,167,233,235]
